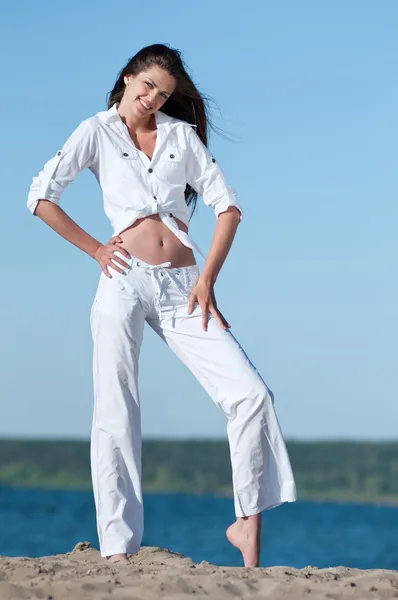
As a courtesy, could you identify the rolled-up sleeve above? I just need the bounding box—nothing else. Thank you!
[185,125,243,220]
[27,118,97,215]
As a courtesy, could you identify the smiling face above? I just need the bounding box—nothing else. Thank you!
[122,65,177,120]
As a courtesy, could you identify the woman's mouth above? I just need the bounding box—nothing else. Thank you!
[138,98,151,111]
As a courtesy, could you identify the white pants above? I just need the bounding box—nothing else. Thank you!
[90,255,296,557]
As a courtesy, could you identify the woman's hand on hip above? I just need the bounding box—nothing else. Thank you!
[187,278,231,332]
[94,236,131,278]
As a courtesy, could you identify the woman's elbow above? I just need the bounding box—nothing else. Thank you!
[32,198,60,219]
[219,206,242,225]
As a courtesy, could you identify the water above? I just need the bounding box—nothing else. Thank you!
[1,486,398,569]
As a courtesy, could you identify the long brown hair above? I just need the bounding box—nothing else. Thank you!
[107,43,216,215]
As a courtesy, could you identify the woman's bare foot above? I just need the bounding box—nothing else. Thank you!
[106,553,129,564]
[226,513,261,567]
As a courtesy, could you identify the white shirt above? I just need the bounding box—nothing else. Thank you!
[27,102,242,256]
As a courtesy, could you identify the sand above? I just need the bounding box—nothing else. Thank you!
[0,541,397,600]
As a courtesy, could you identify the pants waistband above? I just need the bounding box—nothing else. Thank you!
[120,253,198,273]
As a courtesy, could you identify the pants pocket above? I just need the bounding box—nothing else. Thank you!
[90,271,138,320]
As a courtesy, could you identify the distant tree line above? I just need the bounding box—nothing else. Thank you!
[0,439,398,502]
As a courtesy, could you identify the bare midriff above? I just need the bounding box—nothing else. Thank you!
[119,214,196,267]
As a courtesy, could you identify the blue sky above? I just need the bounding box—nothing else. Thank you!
[1,0,396,440]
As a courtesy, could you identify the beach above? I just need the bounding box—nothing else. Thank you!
[1,541,398,600]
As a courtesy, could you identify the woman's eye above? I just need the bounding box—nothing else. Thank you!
[145,81,153,88]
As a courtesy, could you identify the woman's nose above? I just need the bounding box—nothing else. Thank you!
[149,91,162,105]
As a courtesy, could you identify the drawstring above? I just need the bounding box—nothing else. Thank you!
[134,261,190,324]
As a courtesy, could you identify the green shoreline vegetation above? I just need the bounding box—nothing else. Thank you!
[1,439,398,504]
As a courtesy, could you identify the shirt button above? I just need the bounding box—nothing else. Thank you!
[170,153,175,159]
[148,168,153,173]
[153,196,157,203]
[168,213,173,217]
[211,157,216,163]
[57,151,62,156]
[123,152,129,157]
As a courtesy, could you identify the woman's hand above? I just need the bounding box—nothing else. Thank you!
[94,236,131,278]
[187,278,231,332]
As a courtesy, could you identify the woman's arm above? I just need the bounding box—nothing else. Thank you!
[200,206,241,285]
[35,200,130,276]
[28,119,130,276]
[184,125,243,331]
[187,206,241,331]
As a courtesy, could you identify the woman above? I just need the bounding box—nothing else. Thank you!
[27,44,296,567]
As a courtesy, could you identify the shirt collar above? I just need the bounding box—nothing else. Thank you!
[96,102,176,130]
[97,102,119,123]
